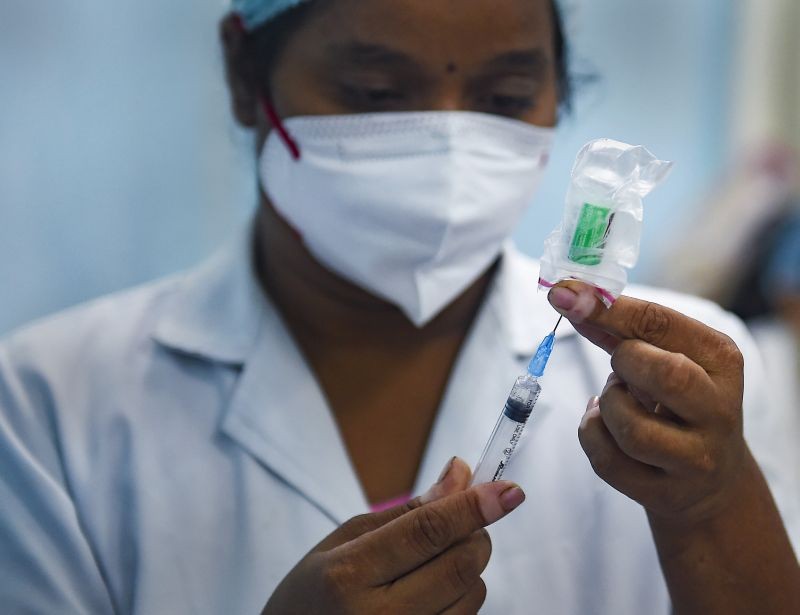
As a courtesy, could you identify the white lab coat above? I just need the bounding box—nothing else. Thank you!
[749,318,800,551]
[0,232,792,614]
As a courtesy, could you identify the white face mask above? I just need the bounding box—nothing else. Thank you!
[259,111,554,326]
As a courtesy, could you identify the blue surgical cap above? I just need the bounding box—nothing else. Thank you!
[234,0,569,31]
[232,0,309,31]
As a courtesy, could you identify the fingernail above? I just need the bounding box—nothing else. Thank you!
[549,287,577,312]
[476,482,526,524]
[549,285,599,323]
[436,456,456,484]
[585,396,600,413]
[499,486,526,512]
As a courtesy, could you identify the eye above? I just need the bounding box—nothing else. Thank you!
[488,94,535,115]
[338,83,407,111]
[472,75,541,118]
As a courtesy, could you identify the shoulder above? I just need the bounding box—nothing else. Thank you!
[0,235,260,427]
[625,283,750,344]
[1,275,181,385]
[0,274,190,488]
[0,272,200,445]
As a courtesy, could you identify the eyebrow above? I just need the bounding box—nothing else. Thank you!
[324,42,420,70]
[483,49,549,74]
[324,41,550,75]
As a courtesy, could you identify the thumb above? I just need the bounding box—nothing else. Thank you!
[315,457,472,552]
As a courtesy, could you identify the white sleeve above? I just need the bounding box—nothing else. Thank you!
[0,345,116,614]
[716,311,800,554]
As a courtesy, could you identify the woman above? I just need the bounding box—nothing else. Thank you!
[0,0,798,613]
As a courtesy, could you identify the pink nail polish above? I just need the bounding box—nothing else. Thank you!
[499,486,526,512]
[477,482,526,523]
[549,287,578,312]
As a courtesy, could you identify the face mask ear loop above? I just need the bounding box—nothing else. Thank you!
[231,13,301,161]
[259,98,302,160]
[231,12,247,33]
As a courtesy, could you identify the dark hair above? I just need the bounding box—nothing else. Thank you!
[549,0,572,113]
[726,207,800,321]
[243,0,574,113]
[243,3,318,87]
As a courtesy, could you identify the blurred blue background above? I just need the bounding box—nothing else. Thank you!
[0,0,735,334]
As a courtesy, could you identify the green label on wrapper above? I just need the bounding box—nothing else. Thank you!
[569,203,612,266]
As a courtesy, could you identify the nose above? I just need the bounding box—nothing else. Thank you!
[427,79,470,113]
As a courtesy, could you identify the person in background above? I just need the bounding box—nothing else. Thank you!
[0,1,798,613]
[745,212,800,551]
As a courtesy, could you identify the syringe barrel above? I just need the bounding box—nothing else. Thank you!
[471,375,541,485]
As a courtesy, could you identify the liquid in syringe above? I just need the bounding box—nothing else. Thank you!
[471,317,561,485]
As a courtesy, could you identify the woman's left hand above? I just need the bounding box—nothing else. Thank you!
[547,280,748,525]
[548,280,800,615]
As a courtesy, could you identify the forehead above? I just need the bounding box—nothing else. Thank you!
[293,0,555,64]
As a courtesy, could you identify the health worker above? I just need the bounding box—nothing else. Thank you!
[0,1,798,614]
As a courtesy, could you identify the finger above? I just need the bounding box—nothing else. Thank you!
[579,396,666,499]
[599,375,703,471]
[349,481,524,585]
[572,321,621,354]
[549,281,740,373]
[627,383,659,413]
[439,577,487,614]
[316,457,472,552]
[610,339,718,425]
[653,403,683,423]
[387,530,491,612]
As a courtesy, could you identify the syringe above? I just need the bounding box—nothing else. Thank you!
[471,316,562,485]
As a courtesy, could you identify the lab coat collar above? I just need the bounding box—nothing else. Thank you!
[150,228,577,524]
[152,226,264,365]
[218,298,370,525]
[152,223,369,524]
[152,230,574,366]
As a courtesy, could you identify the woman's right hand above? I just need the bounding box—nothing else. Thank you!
[262,457,525,614]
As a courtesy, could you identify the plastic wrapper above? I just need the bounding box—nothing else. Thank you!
[538,139,673,305]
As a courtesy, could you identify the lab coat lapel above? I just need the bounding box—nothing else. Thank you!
[152,226,368,524]
[220,304,369,525]
[414,243,577,492]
